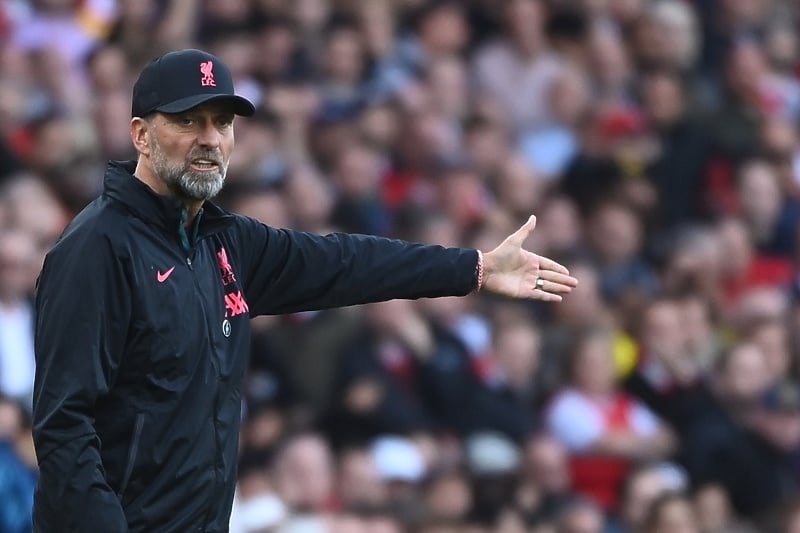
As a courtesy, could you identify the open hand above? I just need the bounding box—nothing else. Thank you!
[482,215,578,301]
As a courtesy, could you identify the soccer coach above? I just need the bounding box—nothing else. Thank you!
[31,49,577,532]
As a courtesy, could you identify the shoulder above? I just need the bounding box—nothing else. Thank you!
[474,40,511,66]
[45,195,131,263]
[224,213,277,247]
[226,212,267,232]
[225,214,320,247]
[547,388,595,417]
[546,388,603,451]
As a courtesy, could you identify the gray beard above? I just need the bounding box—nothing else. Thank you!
[151,142,228,202]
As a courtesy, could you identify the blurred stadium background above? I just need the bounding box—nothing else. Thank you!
[2,0,800,531]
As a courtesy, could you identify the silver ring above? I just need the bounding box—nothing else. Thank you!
[535,277,545,290]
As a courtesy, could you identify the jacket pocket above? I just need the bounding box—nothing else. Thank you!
[118,413,144,497]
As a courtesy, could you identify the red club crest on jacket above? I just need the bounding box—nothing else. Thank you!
[216,247,236,286]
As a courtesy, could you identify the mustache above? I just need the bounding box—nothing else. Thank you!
[186,150,224,166]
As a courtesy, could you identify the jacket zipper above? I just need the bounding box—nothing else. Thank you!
[118,413,145,498]
[185,244,224,529]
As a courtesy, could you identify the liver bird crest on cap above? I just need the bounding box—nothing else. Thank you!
[200,60,216,87]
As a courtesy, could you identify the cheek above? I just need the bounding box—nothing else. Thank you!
[154,137,190,162]
[223,135,235,160]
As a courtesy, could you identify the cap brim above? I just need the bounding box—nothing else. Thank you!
[155,93,255,116]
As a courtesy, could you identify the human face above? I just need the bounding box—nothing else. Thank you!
[653,497,699,533]
[572,334,616,396]
[274,435,334,510]
[721,343,770,404]
[148,103,235,202]
[494,323,541,389]
[525,436,569,494]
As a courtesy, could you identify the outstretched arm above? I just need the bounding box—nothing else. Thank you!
[482,215,578,301]
[238,213,577,316]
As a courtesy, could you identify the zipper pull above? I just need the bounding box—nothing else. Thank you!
[186,257,193,270]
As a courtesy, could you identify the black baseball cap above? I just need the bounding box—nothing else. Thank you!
[131,49,255,118]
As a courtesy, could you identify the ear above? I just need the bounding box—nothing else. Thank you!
[130,117,152,157]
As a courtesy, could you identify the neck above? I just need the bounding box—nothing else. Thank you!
[0,296,24,310]
[512,36,541,58]
[134,159,203,226]
[582,387,613,402]
[180,202,203,227]
[15,433,37,470]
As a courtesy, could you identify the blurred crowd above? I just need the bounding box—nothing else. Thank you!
[2,0,800,531]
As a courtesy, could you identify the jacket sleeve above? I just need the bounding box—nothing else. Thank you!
[235,218,479,316]
[32,231,130,532]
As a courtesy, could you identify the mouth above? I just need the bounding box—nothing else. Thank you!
[189,158,220,172]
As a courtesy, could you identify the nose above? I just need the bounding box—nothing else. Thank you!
[196,122,221,149]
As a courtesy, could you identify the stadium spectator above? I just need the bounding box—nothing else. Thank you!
[546,326,675,512]
[4,1,800,531]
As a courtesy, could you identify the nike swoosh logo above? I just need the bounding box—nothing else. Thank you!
[157,266,176,283]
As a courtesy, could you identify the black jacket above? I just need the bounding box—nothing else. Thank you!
[32,161,479,532]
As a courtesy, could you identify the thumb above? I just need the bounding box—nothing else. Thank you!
[509,215,537,245]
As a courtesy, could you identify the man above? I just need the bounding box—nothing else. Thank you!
[31,49,577,532]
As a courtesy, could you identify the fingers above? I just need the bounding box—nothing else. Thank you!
[532,271,578,302]
[534,278,575,297]
[531,278,574,300]
[509,215,537,245]
[532,288,563,302]
[537,280,576,295]
[537,255,570,275]
[538,271,579,289]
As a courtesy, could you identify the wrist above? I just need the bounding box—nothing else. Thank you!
[475,250,485,291]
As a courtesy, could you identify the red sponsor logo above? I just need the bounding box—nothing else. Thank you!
[225,291,249,317]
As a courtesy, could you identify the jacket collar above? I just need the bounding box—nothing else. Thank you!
[103,160,235,238]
